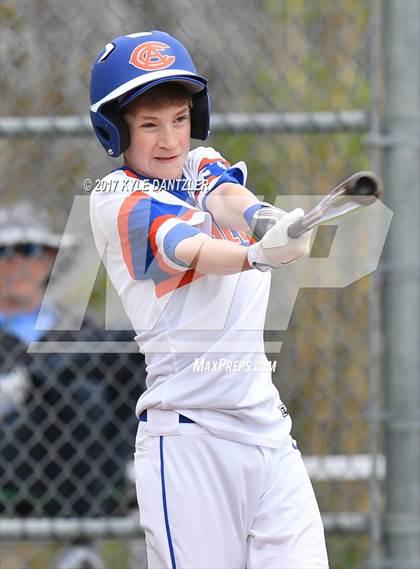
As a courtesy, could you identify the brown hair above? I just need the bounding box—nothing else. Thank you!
[123,83,192,119]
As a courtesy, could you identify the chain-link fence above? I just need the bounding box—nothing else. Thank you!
[1,1,419,569]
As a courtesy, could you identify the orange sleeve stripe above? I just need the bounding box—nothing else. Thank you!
[149,214,182,275]
[197,156,231,172]
[178,210,197,223]
[155,268,205,298]
[117,191,149,279]
[149,209,201,274]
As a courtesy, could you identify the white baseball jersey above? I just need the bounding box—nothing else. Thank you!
[90,146,292,448]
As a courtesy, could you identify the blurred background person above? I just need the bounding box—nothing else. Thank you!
[0,201,146,569]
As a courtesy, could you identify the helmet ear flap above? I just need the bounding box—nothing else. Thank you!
[103,106,130,155]
[90,108,130,157]
[190,90,210,140]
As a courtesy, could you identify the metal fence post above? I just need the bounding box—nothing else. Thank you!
[383,1,420,568]
[367,3,385,567]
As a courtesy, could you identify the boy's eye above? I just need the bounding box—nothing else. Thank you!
[141,122,156,128]
[175,115,188,123]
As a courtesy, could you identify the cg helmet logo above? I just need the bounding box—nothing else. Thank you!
[129,41,176,71]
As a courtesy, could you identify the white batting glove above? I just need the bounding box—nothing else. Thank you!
[248,203,287,240]
[247,208,312,271]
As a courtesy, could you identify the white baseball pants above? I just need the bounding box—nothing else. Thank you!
[134,409,329,569]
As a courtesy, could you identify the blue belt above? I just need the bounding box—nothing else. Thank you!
[139,410,195,424]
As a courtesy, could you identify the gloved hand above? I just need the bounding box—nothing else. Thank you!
[247,204,287,241]
[247,208,313,271]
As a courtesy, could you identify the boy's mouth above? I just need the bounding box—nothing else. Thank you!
[155,155,178,163]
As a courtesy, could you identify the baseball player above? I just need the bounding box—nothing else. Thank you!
[89,31,329,568]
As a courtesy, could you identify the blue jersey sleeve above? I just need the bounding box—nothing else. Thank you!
[118,191,208,286]
[187,148,248,212]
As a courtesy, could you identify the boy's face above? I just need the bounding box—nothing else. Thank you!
[124,100,191,180]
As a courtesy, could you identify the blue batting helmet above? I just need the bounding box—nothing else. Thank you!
[90,31,210,157]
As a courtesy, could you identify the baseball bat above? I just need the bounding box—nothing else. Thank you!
[286,171,383,239]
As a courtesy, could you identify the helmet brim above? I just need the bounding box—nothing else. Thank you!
[116,76,206,110]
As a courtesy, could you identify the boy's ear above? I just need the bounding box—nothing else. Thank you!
[103,105,130,154]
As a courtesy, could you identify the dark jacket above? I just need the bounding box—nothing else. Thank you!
[0,318,146,517]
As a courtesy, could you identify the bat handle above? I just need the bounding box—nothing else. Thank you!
[287,218,307,239]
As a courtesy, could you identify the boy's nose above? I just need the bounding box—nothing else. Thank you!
[158,126,177,150]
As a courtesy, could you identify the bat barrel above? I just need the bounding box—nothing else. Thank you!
[345,171,382,198]
[287,170,383,238]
